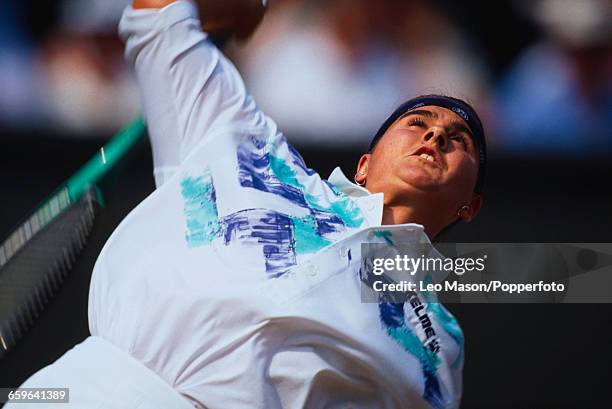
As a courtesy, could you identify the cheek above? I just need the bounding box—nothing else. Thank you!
[369,137,409,175]
[445,153,479,192]
[380,129,422,153]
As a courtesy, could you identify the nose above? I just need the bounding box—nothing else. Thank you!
[423,127,448,151]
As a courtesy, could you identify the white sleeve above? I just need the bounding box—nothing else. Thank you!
[119,0,270,188]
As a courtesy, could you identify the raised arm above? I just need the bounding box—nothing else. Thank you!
[120,0,267,187]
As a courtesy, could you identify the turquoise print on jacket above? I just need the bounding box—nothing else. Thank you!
[180,168,220,247]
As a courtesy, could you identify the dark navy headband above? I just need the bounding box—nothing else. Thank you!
[370,95,487,193]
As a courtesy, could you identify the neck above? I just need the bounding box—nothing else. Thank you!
[381,202,455,239]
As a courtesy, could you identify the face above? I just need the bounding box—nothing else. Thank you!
[356,105,481,223]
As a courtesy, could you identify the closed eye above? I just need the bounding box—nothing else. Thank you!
[407,118,426,128]
[450,134,468,149]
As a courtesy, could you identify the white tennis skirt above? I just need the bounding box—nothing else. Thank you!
[5,336,196,409]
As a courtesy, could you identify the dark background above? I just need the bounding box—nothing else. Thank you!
[1,129,611,408]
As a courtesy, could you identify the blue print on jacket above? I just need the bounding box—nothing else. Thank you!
[379,302,444,409]
[220,210,342,276]
[237,137,307,207]
[182,137,365,277]
[237,136,363,237]
[222,209,296,278]
[181,169,338,276]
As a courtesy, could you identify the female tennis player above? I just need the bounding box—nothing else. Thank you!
[8,1,485,408]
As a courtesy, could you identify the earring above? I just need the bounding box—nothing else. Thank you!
[456,205,471,218]
[354,172,366,186]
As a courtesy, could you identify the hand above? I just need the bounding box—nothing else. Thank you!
[198,0,267,40]
[132,0,267,41]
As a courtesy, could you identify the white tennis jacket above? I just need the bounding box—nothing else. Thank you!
[88,1,465,408]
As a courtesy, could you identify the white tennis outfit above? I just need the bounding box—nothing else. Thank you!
[10,2,464,408]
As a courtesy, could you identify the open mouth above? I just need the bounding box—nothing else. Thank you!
[411,146,441,167]
[418,152,435,162]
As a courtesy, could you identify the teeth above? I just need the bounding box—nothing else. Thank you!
[419,153,435,162]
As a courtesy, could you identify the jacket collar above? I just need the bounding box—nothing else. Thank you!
[327,167,371,198]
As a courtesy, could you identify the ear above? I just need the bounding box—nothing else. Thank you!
[461,194,482,222]
[355,154,371,185]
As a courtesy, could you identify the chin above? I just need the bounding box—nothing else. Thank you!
[396,166,442,192]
